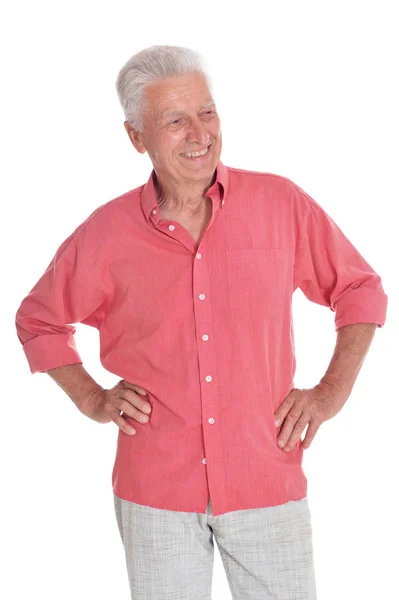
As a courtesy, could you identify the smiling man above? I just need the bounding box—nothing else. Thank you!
[15,45,388,599]
[124,69,222,244]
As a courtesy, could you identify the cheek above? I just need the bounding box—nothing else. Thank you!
[211,122,222,142]
[156,143,178,163]
[168,134,186,156]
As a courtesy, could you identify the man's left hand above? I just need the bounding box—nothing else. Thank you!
[274,382,349,452]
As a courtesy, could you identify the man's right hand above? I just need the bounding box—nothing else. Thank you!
[84,380,152,435]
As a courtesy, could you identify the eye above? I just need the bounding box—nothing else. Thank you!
[168,111,215,126]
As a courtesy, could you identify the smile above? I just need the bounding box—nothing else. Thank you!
[180,145,211,158]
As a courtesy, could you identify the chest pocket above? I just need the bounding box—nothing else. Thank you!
[226,248,287,319]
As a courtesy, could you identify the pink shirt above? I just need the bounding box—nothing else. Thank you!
[15,161,388,516]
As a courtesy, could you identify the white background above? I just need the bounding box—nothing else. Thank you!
[2,1,398,598]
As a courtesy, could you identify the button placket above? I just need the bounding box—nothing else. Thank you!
[193,246,222,493]
[151,209,197,251]
[151,193,223,253]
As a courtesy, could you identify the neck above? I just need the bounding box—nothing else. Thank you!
[153,170,216,215]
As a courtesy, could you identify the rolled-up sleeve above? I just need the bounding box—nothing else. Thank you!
[15,218,108,374]
[292,183,388,331]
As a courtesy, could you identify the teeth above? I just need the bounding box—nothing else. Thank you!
[181,146,209,158]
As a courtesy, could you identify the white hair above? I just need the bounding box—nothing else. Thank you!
[115,45,213,133]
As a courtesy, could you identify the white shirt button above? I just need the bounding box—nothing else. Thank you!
[168,224,175,231]
[202,458,207,464]
[199,293,206,300]
[196,252,202,259]
[208,417,215,424]
[152,208,157,214]
[205,375,212,382]
[202,334,209,341]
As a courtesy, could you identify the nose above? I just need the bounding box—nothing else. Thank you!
[186,117,210,147]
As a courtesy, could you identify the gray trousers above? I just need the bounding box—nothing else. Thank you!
[113,494,318,599]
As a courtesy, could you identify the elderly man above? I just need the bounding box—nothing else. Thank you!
[15,45,388,599]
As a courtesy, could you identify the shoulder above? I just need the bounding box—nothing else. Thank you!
[226,164,302,192]
[70,184,144,244]
[225,164,314,209]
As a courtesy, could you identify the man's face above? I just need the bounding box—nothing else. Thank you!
[125,73,222,185]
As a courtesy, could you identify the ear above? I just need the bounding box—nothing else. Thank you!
[123,121,147,154]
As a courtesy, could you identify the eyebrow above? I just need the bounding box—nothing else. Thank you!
[158,101,216,121]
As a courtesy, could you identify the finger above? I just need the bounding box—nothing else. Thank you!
[274,390,296,425]
[119,398,151,424]
[120,379,148,396]
[301,420,320,449]
[277,409,303,448]
[281,414,309,452]
[113,413,136,435]
[123,389,152,416]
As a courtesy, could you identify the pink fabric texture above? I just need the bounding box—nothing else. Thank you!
[15,161,388,516]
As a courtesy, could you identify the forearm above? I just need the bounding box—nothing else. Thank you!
[319,322,378,395]
[46,363,104,413]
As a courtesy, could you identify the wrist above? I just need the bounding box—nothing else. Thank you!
[318,377,352,398]
[79,385,105,416]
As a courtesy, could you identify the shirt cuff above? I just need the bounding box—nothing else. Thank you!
[22,333,83,374]
[333,287,388,331]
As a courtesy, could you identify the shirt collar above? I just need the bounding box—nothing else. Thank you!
[141,159,229,224]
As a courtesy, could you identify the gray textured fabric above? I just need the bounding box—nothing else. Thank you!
[113,494,318,599]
